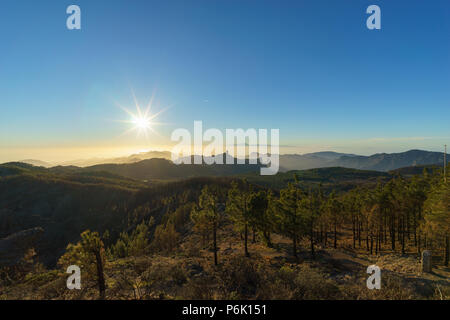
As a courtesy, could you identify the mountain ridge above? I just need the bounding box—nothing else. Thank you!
[278,149,447,172]
[2,149,448,174]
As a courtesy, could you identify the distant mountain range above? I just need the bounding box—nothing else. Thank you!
[8,149,448,174]
[19,159,53,168]
[278,152,357,171]
[19,151,172,168]
[279,149,448,172]
[57,151,173,167]
[76,156,262,181]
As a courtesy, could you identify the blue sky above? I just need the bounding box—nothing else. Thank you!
[0,0,449,162]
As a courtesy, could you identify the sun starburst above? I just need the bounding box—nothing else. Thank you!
[114,90,169,139]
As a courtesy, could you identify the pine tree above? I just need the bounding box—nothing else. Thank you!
[278,182,303,259]
[298,187,322,259]
[226,180,253,257]
[326,191,342,249]
[191,185,223,265]
[424,179,449,266]
[248,190,271,246]
[58,230,106,299]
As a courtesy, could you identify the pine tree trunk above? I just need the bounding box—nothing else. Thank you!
[375,234,379,255]
[244,223,249,257]
[310,224,315,259]
[94,251,106,300]
[292,233,297,259]
[366,227,369,251]
[413,210,417,247]
[358,221,362,247]
[334,222,337,249]
[445,235,449,267]
[384,217,388,244]
[263,231,272,247]
[401,219,406,255]
[417,233,421,256]
[213,222,218,265]
[391,221,395,251]
[352,218,356,249]
[370,236,373,255]
[406,211,410,240]
[378,230,382,253]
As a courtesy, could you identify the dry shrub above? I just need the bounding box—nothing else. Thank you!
[341,271,419,300]
[218,255,262,299]
[180,275,218,300]
[141,261,187,292]
[272,264,340,300]
[432,284,450,300]
[37,275,72,299]
[181,237,203,258]
[151,223,180,254]
[215,255,340,300]
[376,254,421,274]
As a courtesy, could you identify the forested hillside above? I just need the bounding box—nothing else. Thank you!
[0,161,448,300]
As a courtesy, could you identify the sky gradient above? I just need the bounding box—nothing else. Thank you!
[1,0,449,163]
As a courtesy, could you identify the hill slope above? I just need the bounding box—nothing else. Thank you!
[244,166,391,191]
[280,149,447,172]
[68,156,263,181]
[0,163,146,265]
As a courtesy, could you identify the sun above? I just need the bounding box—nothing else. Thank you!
[115,91,169,139]
[132,116,152,130]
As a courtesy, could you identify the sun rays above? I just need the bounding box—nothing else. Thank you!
[114,90,169,140]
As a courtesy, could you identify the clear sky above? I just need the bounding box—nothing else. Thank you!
[0,0,449,163]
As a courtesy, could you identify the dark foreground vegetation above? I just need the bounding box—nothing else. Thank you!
[0,161,448,300]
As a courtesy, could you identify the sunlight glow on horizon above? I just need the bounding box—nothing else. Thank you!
[2,136,448,165]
